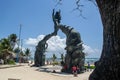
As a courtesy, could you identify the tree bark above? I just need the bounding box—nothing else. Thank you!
[89,0,120,80]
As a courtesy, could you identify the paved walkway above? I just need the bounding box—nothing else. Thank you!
[0,64,92,80]
[0,63,25,69]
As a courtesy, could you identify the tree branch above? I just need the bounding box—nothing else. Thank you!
[88,0,97,6]
[54,0,96,19]
[55,0,62,7]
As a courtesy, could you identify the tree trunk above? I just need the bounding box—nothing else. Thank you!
[89,0,120,80]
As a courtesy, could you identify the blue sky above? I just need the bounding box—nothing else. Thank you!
[0,0,103,58]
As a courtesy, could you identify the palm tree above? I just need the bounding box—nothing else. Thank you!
[51,53,57,66]
[0,43,3,58]
[0,38,10,50]
[61,53,64,62]
[0,38,13,64]
[60,53,65,66]
[25,48,31,61]
[0,34,17,63]
[8,34,17,42]
[52,53,57,62]
[8,34,17,49]
[14,47,20,53]
[0,34,17,51]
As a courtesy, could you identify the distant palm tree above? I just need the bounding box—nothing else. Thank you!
[0,43,3,58]
[8,34,17,49]
[8,34,17,42]
[14,47,20,53]
[25,48,31,61]
[20,51,25,56]
[52,54,57,62]
[0,38,11,50]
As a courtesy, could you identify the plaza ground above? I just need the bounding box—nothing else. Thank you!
[0,64,92,80]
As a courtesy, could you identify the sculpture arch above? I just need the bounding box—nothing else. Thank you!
[34,9,85,73]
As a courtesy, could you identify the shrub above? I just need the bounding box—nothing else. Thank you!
[52,61,59,66]
[7,59,16,65]
[84,65,95,69]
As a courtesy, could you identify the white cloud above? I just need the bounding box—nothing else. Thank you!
[24,35,66,58]
[83,44,101,58]
[46,36,66,53]
[25,38,38,46]
[24,35,101,58]
[25,35,45,46]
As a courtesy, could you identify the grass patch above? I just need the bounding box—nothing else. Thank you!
[84,65,95,69]
[52,61,59,66]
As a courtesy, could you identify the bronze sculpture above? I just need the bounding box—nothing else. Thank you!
[34,32,56,66]
[52,9,85,73]
[34,9,85,73]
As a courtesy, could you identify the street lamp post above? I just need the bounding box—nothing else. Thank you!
[17,24,22,63]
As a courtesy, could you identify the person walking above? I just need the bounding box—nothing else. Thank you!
[72,65,77,77]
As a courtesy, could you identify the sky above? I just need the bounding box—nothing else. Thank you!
[0,0,103,58]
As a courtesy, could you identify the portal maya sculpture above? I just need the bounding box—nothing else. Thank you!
[34,9,85,73]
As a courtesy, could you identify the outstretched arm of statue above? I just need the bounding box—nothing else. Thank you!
[52,9,55,21]
[52,9,60,35]
[52,9,58,26]
[43,33,54,41]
